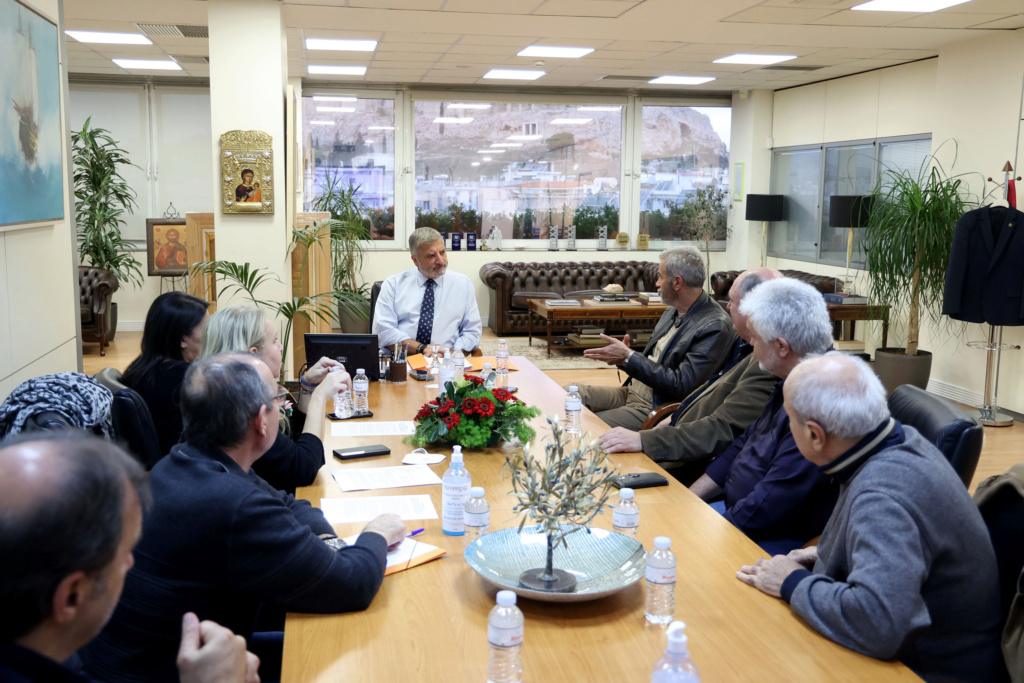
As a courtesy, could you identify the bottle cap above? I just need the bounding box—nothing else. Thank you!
[568,385,578,392]
[483,363,492,370]
[499,339,506,344]
[654,536,671,550]
[496,590,517,607]
[665,621,689,655]
[356,368,365,375]
[470,486,485,498]
[619,488,634,499]
[451,445,463,462]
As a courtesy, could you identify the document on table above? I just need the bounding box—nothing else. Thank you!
[331,465,441,492]
[342,533,446,576]
[330,420,416,438]
[320,495,438,523]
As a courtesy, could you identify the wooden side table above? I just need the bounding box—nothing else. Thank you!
[527,299,668,356]
[827,304,890,348]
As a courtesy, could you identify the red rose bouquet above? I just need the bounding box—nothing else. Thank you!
[406,375,542,449]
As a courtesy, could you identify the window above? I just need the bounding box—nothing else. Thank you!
[769,135,931,267]
[303,96,396,240]
[640,105,731,249]
[412,99,622,245]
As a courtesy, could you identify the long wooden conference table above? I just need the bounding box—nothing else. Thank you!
[282,357,920,682]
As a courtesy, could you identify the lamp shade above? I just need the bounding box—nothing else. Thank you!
[829,195,874,228]
[745,194,784,222]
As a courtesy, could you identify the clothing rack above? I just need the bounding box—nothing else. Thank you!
[965,162,1020,427]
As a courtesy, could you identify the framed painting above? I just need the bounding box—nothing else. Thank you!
[147,218,188,276]
[0,0,64,228]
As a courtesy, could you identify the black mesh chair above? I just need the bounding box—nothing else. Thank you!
[93,368,163,469]
[887,384,984,488]
[369,280,383,330]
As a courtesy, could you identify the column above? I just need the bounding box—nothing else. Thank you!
[726,89,774,270]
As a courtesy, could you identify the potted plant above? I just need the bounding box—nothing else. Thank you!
[687,185,729,292]
[72,117,144,339]
[308,172,372,333]
[864,158,974,392]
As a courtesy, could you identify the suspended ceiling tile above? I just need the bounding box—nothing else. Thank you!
[373,52,443,62]
[347,0,446,8]
[443,0,546,13]
[669,43,759,55]
[302,57,372,66]
[64,19,141,32]
[954,0,1024,12]
[874,49,937,60]
[532,37,614,49]
[377,42,452,53]
[812,47,894,59]
[91,45,168,57]
[808,10,910,26]
[532,0,639,18]
[382,32,464,43]
[968,14,1024,29]
[419,75,483,83]
[302,28,384,39]
[723,6,842,23]
[446,44,516,55]
[757,0,859,8]
[71,65,133,74]
[151,36,210,48]
[582,50,665,60]
[892,12,1006,28]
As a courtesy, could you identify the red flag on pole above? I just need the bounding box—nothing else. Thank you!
[1009,179,1017,208]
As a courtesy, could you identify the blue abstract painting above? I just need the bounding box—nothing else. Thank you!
[0,0,64,227]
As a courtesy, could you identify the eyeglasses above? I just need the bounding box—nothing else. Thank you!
[274,390,289,404]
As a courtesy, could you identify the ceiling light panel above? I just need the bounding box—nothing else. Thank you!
[308,65,367,75]
[66,31,152,45]
[483,69,545,80]
[518,46,594,59]
[113,59,181,70]
[648,75,716,85]
[851,0,970,10]
[713,54,797,65]
[305,38,377,51]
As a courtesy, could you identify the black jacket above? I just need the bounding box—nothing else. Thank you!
[943,205,1024,326]
[622,291,736,408]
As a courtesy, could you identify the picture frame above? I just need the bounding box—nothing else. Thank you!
[221,130,274,214]
[146,218,188,276]
[0,0,64,229]
[733,162,745,202]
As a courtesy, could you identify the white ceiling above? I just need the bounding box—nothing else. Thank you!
[63,0,1024,92]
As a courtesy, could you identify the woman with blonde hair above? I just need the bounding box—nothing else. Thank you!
[199,304,349,492]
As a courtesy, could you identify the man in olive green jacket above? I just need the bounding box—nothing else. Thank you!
[600,268,780,479]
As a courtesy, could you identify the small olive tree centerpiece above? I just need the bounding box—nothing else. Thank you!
[503,418,619,593]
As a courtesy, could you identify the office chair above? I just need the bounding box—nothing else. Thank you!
[93,368,163,469]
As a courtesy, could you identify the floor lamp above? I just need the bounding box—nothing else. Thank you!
[828,194,874,293]
[745,194,784,267]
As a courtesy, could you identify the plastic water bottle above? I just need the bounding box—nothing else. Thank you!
[612,488,639,538]
[442,445,471,536]
[651,621,700,683]
[564,385,583,435]
[451,347,466,384]
[352,368,369,414]
[331,366,352,419]
[487,590,524,683]
[438,353,455,398]
[645,536,677,625]
[496,339,509,376]
[464,486,490,546]
[482,363,496,389]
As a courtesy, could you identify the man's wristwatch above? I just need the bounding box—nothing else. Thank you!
[322,536,347,551]
[624,349,635,364]
[416,342,427,355]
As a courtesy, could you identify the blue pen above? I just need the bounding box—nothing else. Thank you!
[407,528,425,538]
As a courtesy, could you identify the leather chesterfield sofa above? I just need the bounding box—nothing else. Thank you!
[79,266,119,356]
[710,269,842,304]
[480,261,660,336]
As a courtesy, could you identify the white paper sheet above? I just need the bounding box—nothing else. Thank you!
[319,495,438,523]
[343,534,440,571]
[330,420,416,438]
[331,465,441,492]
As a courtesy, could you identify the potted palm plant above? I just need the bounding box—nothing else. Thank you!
[864,157,974,393]
[73,118,144,339]
[308,172,372,333]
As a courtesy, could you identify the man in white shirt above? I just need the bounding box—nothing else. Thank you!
[373,227,482,356]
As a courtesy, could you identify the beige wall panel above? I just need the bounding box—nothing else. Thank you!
[772,82,826,148]
[823,71,880,143]
[8,339,80,387]
[876,59,936,139]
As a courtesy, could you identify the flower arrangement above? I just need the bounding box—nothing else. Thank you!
[406,376,542,449]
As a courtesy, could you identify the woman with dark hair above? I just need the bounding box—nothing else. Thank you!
[122,292,210,457]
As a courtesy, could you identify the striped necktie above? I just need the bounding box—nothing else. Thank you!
[416,279,436,345]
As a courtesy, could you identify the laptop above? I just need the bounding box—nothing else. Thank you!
[304,333,380,381]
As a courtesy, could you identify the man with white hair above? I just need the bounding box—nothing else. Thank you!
[738,354,1003,683]
[571,246,735,431]
[689,277,837,554]
[373,227,482,356]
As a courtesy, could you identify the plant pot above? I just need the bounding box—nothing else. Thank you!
[108,302,118,341]
[337,299,371,334]
[873,348,932,396]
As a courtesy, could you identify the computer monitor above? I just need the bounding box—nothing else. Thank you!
[304,333,380,381]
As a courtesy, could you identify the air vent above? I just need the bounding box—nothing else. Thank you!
[761,65,825,71]
[136,23,209,39]
[598,74,657,82]
[171,55,209,65]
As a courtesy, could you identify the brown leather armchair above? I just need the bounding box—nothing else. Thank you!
[710,269,842,304]
[480,261,660,336]
[79,266,119,356]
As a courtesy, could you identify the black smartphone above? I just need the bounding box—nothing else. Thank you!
[333,444,391,460]
[326,411,373,421]
[410,368,430,381]
[613,472,669,489]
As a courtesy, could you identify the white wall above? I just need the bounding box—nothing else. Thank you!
[0,0,80,401]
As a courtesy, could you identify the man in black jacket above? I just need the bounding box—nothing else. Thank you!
[572,245,736,430]
[81,353,405,683]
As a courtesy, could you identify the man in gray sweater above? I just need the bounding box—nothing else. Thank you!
[737,354,1004,683]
